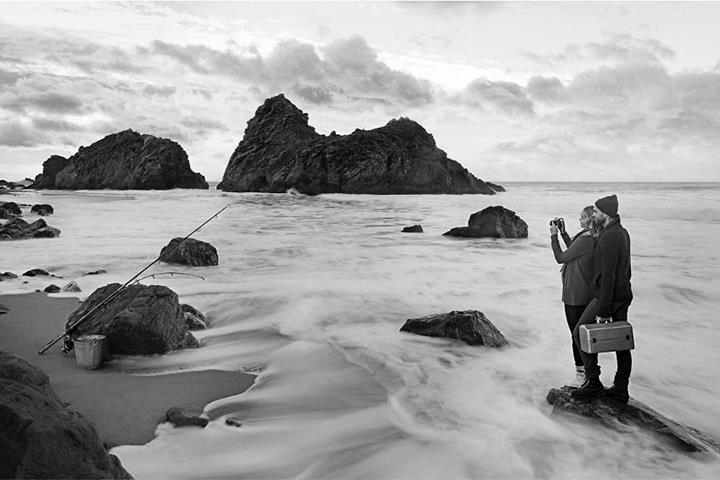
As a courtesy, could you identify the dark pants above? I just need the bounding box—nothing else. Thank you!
[564,304,586,367]
[572,298,632,387]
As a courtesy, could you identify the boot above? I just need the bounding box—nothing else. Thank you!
[605,381,629,404]
[571,376,604,399]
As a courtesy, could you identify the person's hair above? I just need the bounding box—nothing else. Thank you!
[583,205,600,236]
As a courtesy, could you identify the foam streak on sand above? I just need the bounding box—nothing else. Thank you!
[2,183,720,478]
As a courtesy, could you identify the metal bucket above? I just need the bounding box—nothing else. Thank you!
[74,334,106,369]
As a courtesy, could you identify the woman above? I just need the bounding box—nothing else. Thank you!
[550,206,598,384]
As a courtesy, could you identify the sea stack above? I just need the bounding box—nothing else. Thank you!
[30,130,208,190]
[218,94,496,195]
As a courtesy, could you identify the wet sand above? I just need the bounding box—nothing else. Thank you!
[0,292,255,447]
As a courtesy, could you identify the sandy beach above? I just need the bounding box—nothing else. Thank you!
[0,292,255,447]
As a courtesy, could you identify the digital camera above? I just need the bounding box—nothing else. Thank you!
[550,218,565,229]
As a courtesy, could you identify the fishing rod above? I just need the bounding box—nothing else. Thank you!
[38,200,237,355]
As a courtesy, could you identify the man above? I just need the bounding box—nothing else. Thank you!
[571,194,633,403]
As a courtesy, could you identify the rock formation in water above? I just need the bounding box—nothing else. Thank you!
[159,237,218,266]
[30,131,208,190]
[31,203,54,215]
[218,94,496,195]
[0,351,133,479]
[400,310,509,346]
[0,218,61,240]
[444,206,528,238]
[547,385,720,454]
[66,283,200,355]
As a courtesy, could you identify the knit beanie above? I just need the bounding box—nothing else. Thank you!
[595,194,618,217]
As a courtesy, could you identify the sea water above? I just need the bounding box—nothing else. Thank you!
[1,183,719,479]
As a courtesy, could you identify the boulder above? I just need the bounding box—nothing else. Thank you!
[181,304,208,330]
[159,237,218,267]
[31,204,54,215]
[66,283,200,355]
[0,272,18,281]
[162,407,209,428]
[30,131,208,190]
[402,225,424,233]
[0,351,133,479]
[0,218,61,240]
[400,310,509,347]
[547,386,720,454]
[444,206,528,238]
[225,418,243,427]
[0,207,17,220]
[23,268,50,277]
[84,269,107,276]
[0,202,21,215]
[62,281,82,292]
[43,284,61,293]
[218,94,496,195]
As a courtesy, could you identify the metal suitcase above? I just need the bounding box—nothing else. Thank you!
[579,321,635,354]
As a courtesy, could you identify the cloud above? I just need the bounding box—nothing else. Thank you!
[143,84,177,96]
[180,116,228,132]
[0,68,21,86]
[4,92,85,114]
[672,71,720,110]
[147,35,434,107]
[32,117,84,132]
[0,121,47,147]
[525,34,675,66]
[266,39,324,83]
[526,76,566,102]
[585,34,675,63]
[321,36,433,105]
[458,78,534,115]
[149,40,265,81]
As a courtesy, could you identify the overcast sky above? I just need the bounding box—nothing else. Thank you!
[1,1,719,182]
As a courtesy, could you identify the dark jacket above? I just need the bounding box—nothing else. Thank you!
[551,229,594,306]
[593,216,633,317]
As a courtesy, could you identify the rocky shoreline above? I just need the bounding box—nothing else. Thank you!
[0,292,256,476]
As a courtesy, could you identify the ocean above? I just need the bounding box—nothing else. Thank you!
[2,182,720,479]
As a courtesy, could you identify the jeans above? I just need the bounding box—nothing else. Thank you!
[572,298,632,387]
[564,304,587,367]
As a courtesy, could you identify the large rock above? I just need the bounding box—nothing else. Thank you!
[0,351,133,479]
[66,283,199,355]
[400,310,509,346]
[444,206,528,238]
[159,237,218,266]
[0,208,17,220]
[0,218,61,240]
[162,407,209,429]
[31,204,54,215]
[30,131,208,190]
[27,155,71,189]
[0,202,22,215]
[547,385,720,454]
[218,94,496,195]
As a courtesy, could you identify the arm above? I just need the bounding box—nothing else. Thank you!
[596,234,619,317]
[551,235,592,264]
[561,231,572,248]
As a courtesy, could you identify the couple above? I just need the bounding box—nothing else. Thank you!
[550,194,633,403]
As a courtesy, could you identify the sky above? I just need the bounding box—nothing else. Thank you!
[1,1,719,182]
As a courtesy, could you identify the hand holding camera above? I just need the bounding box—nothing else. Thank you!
[549,217,565,234]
